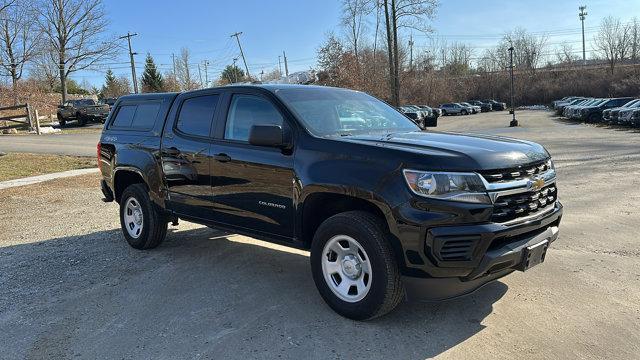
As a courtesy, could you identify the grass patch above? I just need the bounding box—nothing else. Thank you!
[0,153,96,182]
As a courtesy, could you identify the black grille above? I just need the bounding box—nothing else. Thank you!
[436,236,478,261]
[480,160,550,183]
[492,184,557,223]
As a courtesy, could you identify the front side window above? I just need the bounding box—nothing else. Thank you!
[224,94,283,142]
[176,95,219,137]
[276,87,419,137]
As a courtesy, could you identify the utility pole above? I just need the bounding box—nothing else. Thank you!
[198,63,203,88]
[203,60,209,87]
[230,32,250,79]
[232,57,239,83]
[119,32,139,93]
[409,34,414,71]
[508,46,518,127]
[282,50,289,77]
[579,5,588,66]
[278,55,282,77]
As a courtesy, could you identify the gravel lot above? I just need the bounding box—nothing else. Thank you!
[1,110,639,359]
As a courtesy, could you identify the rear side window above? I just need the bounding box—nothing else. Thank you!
[132,103,161,129]
[112,105,136,127]
[111,102,161,130]
[176,95,219,137]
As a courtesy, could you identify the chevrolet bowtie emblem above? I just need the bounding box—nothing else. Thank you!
[528,177,545,191]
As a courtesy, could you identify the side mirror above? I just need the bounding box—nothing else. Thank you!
[249,124,286,148]
[58,105,65,109]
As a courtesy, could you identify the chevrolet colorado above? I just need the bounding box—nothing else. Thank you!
[98,85,562,320]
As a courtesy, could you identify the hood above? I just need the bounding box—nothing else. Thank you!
[339,131,549,170]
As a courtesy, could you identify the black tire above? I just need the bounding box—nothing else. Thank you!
[57,113,66,127]
[588,113,600,122]
[76,113,86,126]
[119,183,168,250]
[441,110,447,116]
[461,109,468,115]
[310,211,403,320]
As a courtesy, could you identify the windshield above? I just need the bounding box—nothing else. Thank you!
[275,87,420,137]
[75,99,96,106]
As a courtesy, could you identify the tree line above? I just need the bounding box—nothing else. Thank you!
[316,0,640,106]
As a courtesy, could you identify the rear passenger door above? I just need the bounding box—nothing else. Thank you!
[161,91,222,220]
[210,90,295,240]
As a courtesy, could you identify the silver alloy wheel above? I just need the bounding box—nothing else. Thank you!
[321,235,372,303]
[123,197,143,239]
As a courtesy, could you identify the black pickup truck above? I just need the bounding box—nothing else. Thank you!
[57,99,111,126]
[98,85,562,320]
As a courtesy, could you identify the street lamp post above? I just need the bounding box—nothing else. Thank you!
[508,46,518,127]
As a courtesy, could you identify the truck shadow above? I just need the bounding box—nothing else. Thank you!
[1,226,507,360]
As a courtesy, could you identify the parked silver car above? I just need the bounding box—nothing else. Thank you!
[439,103,469,116]
[459,102,481,114]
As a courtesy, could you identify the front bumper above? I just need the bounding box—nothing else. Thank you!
[398,201,562,301]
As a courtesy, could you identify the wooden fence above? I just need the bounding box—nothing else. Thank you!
[0,104,40,135]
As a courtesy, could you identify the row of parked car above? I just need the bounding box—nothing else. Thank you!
[399,99,507,128]
[553,96,640,125]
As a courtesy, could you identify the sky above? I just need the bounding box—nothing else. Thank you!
[73,0,639,87]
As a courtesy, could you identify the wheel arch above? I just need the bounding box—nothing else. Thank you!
[113,167,147,203]
[299,191,404,266]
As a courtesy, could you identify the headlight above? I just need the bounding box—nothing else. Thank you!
[546,158,555,170]
[403,170,490,204]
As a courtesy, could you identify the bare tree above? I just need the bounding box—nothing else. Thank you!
[383,0,438,106]
[36,0,117,103]
[555,41,578,65]
[175,47,198,90]
[0,0,40,104]
[30,47,59,91]
[341,0,371,64]
[630,17,639,64]
[317,32,345,86]
[440,42,473,75]
[593,16,630,74]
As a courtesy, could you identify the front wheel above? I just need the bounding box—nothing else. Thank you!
[57,113,66,127]
[119,183,168,250]
[76,113,86,126]
[310,211,404,320]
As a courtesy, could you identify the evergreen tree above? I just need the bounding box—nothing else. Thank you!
[101,69,131,98]
[220,64,245,84]
[103,69,117,92]
[141,53,164,92]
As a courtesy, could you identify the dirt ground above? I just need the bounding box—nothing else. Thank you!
[0,110,639,359]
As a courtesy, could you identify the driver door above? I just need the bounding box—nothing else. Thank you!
[210,90,295,240]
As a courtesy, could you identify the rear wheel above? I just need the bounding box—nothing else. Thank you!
[461,109,468,115]
[119,183,168,250]
[588,113,600,122]
[310,211,403,320]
